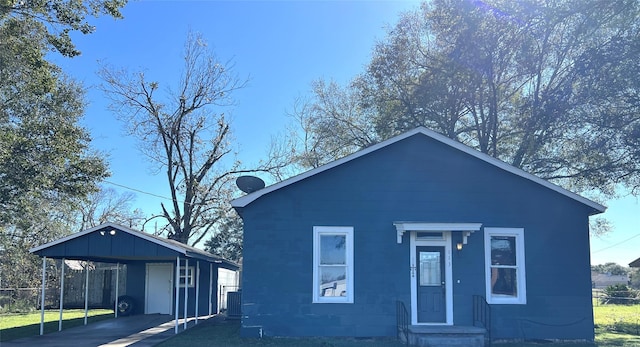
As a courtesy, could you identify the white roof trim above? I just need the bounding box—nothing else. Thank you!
[393,222,482,244]
[29,222,186,255]
[231,127,606,214]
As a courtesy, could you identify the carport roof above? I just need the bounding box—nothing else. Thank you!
[30,222,238,270]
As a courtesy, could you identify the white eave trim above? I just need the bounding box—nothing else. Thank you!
[393,222,482,244]
[231,127,606,214]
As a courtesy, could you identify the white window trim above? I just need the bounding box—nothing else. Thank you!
[179,266,195,288]
[484,227,527,305]
[312,226,354,304]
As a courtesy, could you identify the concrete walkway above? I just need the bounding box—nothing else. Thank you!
[1,314,216,347]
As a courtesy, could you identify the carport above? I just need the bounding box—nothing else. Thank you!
[29,222,238,336]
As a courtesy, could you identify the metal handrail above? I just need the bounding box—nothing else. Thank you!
[472,295,492,346]
[396,300,409,346]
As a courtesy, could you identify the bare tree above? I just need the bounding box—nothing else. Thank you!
[78,187,144,230]
[284,79,379,170]
[100,31,280,246]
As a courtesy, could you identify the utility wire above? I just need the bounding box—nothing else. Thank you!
[592,232,640,254]
[103,180,179,203]
[103,180,225,205]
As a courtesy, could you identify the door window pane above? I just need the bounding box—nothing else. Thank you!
[419,251,441,286]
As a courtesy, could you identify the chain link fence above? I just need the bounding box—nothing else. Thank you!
[593,287,640,306]
[0,262,125,313]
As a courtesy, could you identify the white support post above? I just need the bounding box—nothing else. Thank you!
[195,261,200,324]
[218,284,222,314]
[84,262,90,325]
[175,257,180,334]
[40,256,46,335]
[114,263,120,318]
[208,263,213,316]
[59,258,65,331]
[183,258,188,330]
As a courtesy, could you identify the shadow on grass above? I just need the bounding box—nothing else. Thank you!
[595,332,640,347]
[0,314,113,342]
[596,322,640,336]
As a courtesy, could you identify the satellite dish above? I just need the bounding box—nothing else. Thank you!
[236,175,265,194]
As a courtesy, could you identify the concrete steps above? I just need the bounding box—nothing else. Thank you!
[407,325,486,347]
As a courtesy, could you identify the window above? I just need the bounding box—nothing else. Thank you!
[484,228,526,304]
[313,226,354,303]
[179,266,195,287]
[416,231,444,240]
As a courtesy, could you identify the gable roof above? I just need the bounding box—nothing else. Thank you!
[30,222,238,269]
[630,257,640,268]
[232,127,606,215]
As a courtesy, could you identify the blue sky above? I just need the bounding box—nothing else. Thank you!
[52,1,639,266]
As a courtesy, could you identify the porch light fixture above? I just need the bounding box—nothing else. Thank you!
[99,229,117,236]
[456,242,463,251]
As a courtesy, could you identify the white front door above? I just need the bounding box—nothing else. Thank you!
[145,263,173,314]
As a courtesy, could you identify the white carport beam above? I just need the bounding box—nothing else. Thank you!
[195,261,200,324]
[208,263,213,316]
[183,258,188,330]
[114,263,120,318]
[175,257,180,334]
[84,262,90,325]
[40,256,46,335]
[59,258,65,331]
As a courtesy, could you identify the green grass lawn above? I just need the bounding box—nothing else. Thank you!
[592,303,640,347]
[156,319,406,347]
[0,309,114,342]
[157,304,640,347]
[3,305,639,346]
[593,303,640,335]
[155,317,640,347]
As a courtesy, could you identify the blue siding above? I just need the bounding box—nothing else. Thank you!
[126,261,146,315]
[175,260,218,317]
[38,231,178,260]
[240,134,595,340]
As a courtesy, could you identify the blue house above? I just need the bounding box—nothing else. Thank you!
[231,127,605,344]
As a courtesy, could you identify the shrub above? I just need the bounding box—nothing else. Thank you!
[601,284,639,305]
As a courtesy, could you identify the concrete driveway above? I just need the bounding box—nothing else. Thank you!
[2,314,212,347]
